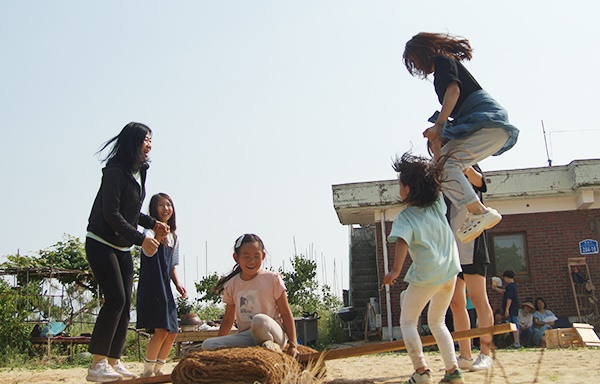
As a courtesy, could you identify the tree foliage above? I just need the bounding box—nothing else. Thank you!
[194,272,221,304]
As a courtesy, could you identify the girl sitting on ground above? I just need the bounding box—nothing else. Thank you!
[202,234,298,357]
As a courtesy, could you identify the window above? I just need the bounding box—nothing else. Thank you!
[489,232,529,276]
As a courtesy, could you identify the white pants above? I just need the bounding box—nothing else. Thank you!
[400,278,457,371]
[442,128,509,208]
[201,313,287,350]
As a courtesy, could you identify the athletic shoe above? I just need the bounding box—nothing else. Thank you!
[112,361,137,379]
[404,369,433,384]
[456,208,502,243]
[508,342,521,349]
[457,355,474,370]
[86,359,123,382]
[439,369,465,383]
[469,353,493,371]
[262,340,282,353]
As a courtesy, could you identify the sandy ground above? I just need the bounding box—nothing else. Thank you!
[1,348,599,384]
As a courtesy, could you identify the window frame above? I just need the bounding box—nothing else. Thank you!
[488,231,530,276]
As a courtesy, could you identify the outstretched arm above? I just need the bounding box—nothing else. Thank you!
[383,238,408,286]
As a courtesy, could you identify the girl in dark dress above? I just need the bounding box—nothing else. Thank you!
[137,193,186,378]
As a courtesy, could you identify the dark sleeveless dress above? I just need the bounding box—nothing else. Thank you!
[136,239,178,332]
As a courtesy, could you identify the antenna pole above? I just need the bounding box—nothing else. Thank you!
[542,120,552,166]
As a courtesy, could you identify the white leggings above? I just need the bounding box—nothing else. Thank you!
[201,313,287,350]
[442,128,509,208]
[400,278,457,371]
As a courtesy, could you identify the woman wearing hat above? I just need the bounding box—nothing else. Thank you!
[518,301,535,347]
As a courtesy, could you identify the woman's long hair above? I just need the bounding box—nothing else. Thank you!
[97,122,152,171]
[403,32,473,78]
[213,234,265,295]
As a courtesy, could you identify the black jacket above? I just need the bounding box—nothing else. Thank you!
[87,161,156,248]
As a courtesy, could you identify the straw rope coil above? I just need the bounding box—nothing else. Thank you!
[172,345,319,384]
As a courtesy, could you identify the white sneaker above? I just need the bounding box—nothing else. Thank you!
[405,369,433,384]
[112,361,137,379]
[457,355,474,370]
[86,359,123,382]
[456,208,502,243]
[469,353,493,371]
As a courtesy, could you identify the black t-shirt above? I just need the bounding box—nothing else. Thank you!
[433,55,482,118]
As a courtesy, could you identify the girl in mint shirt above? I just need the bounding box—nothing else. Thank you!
[383,152,463,384]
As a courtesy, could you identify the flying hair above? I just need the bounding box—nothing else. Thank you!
[392,152,444,207]
[403,32,473,79]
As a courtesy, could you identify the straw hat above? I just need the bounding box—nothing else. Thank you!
[520,301,535,310]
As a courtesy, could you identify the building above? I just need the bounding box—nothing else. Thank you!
[333,159,600,339]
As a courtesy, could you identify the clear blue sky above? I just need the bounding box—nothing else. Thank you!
[1,1,599,299]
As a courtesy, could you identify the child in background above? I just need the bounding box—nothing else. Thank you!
[383,153,464,384]
[137,193,186,377]
[202,234,298,357]
[492,270,520,348]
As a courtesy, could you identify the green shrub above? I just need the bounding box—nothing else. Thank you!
[0,281,32,366]
[195,302,224,322]
[316,310,344,349]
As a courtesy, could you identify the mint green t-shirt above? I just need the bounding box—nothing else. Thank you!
[387,194,461,287]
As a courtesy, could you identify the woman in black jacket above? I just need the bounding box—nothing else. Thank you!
[85,122,169,382]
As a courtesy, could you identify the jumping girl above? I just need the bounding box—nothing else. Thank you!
[384,152,464,384]
[85,122,169,382]
[403,32,519,244]
[137,193,186,378]
[201,234,298,357]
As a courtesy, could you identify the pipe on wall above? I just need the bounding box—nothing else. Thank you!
[379,209,393,341]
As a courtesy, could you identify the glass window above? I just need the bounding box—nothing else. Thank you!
[489,232,529,275]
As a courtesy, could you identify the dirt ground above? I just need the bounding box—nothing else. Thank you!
[1,347,600,384]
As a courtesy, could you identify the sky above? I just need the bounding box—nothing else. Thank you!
[1,1,599,300]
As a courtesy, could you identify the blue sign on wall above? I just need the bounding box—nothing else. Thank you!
[579,239,599,255]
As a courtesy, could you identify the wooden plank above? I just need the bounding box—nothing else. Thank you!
[573,323,600,347]
[298,323,516,362]
[125,374,171,384]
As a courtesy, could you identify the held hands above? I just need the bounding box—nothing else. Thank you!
[142,236,160,255]
[153,221,170,241]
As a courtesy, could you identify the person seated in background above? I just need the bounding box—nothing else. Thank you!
[517,301,535,347]
[532,297,557,348]
[492,309,513,349]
